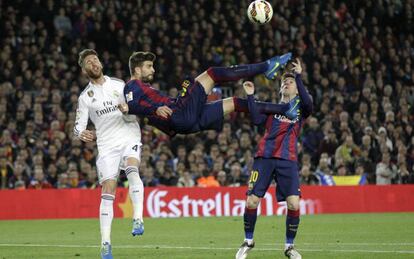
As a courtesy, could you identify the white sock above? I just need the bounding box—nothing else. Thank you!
[100,194,115,244]
[126,166,144,221]
[244,238,254,245]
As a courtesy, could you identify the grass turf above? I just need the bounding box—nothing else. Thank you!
[0,213,413,258]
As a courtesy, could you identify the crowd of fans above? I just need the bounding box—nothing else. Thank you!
[0,0,413,190]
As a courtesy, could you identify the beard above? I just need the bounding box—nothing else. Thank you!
[85,66,103,80]
[141,74,154,83]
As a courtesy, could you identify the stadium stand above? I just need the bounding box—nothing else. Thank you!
[0,0,413,189]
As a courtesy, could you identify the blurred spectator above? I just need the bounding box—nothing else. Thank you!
[28,167,53,189]
[197,170,220,187]
[302,117,324,161]
[177,171,195,187]
[334,135,360,170]
[0,156,14,189]
[299,165,319,185]
[376,153,397,185]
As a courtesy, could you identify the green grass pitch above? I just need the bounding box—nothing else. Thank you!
[0,213,413,258]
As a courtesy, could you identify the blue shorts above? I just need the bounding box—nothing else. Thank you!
[171,80,224,134]
[247,158,301,202]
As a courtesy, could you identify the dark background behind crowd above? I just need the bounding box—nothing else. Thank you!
[0,0,413,190]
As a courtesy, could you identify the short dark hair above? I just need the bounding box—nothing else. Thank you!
[78,49,98,67]
[281,59,296,80]
[281,72,295,81]
[129,51,156,76]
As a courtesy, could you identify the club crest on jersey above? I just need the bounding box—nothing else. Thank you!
[126,91,133,102]
[113,91,119,98]
[87,90,94,97]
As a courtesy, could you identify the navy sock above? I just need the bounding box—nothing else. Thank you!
[233,97,249,112]
[207,62,268,83]
[286,209,300,244]
[244,207,258,239]
[233,97,290,114]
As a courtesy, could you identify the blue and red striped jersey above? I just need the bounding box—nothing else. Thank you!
[247,74,313,162]
[124,79,177,136]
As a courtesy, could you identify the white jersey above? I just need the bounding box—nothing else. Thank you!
[74,76,141,155]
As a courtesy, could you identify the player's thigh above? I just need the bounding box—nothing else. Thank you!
[247,158,277,198]
[96,150,123,184]
[195,71,215,93]
[120,142,142,168]
[172,82,207,131]
[274,159,300,202]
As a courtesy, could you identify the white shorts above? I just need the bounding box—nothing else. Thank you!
[96,142,141,184]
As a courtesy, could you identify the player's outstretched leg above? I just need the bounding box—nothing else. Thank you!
[284,195,302,259]
[207,52,292,83]
[236,195,260,259]
[196,52,292,95]
[125,157,145,236]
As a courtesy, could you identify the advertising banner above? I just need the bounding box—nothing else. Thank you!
[0,185,413,220]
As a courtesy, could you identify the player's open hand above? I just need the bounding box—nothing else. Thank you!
[156,106,173,118]
[291,58,302,74]
[80,130,95,142]
[243,81,255,95]
[118,103,129,114]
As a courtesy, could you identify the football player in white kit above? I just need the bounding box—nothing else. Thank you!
[74,49,144,259]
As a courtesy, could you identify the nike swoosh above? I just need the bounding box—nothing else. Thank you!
[267,62,280,76]
[289,99,300,112]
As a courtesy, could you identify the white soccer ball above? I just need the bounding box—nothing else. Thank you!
[247,0,273,25]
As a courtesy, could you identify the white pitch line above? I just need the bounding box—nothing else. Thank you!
[261,242,414,246]
[0,243,413,254]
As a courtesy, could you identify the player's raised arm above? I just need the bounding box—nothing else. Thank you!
[73,96,95,142]
[292,59,313,118]
[244,81,267,125]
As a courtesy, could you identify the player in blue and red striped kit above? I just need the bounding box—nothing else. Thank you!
[236,59,312,259]
[119,51,293,136]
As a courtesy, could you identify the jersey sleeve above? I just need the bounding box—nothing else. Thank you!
[73,96,89,138]
[125,81,158,116]
[247,95,268,125]
[295,74,313,118]
[256,101,290,114]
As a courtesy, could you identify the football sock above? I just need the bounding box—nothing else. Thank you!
[100,193,115,244]
[233,97,290,114]
[126,166,144,221]
[286,209,300,245]
[244,207,258,240]
[207,62,268,83]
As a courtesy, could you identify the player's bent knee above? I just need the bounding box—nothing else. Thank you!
[101,179,117,195]
[286,196,300,211]
[195,71,214,92]
[246,195,260,209]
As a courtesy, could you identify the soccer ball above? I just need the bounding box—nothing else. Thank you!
[247,0,273,25]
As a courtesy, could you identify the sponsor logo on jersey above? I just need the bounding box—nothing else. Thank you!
[274,114,299,123]
[96,100,118,117]
[87,90,94,97]
[126,91,133,102]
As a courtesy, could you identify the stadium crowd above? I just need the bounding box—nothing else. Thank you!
[0,0,413,190]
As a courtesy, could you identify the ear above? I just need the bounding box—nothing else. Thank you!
[134,66,141,76]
